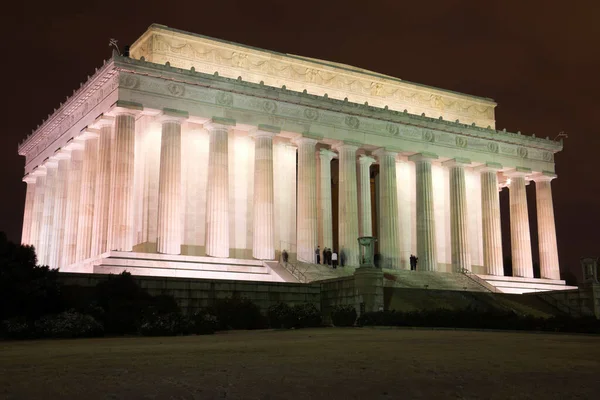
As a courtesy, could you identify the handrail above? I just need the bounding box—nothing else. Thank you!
[460,269,498,293]
[535,291,581,318]
[279,260,308,283]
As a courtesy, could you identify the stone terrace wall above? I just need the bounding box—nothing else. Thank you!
[59,273,321,315]
[320,276,357,323]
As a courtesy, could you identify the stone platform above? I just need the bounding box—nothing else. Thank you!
[476,274,578,294]
[60,251,289,282]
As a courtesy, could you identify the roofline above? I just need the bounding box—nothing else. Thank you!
[131,23,497,105]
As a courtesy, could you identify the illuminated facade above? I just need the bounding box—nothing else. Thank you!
[18,24,569,292]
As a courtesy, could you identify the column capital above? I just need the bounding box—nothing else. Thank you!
[531,171,557,182]
[79,128,100,140]
[23,174,37,184]
[204,116,236,131]
[90,115,115,129]
[31,165,47,177]
[50,148,71,161]
[319,148,337,161]
[442,157,471,168]
[292,136,319,146]
[358,154,376,165]
[158,108,189,124]
[476,162,503,173]
[64,138,85,151]
[106,100,143,117]
[332,140,361,152]
[409,152,438,163]
[373,148,399,158]
[504,167,532,178]
[249,124,280,138]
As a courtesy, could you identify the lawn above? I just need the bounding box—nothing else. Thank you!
[1,328,599,399]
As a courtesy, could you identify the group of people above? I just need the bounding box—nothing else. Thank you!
[281,247,418,270]
[280,247,339,269]
[315,246,339,268]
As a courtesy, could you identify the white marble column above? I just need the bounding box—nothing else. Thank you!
[63,144,84,266]
[335,142,360,267]
[38,161,58,266]
[374,149,400,269]
[21,176,37,245]
[91,116,114,256]
[205,118,234,258]
[295,137,318,263]
[506,168,534,278]
[318,149,336,251]
[29,169,46,256]
[357,155,375,237]
[76,131,99,262]
[444,158,471,272]
[409,153,438,271]
[251,126,278,260]
[108,111,137,252]
[157,111,187,255]
[48,152,71,268]
[533,172,560,280]
[479,163,503,276]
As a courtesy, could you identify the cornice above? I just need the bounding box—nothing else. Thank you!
[112,56,562,156]
[19,53,563,171]
[18,58,118,156]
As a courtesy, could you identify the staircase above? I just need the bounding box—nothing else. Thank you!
[275,260,354,283]
[383,270,491,292]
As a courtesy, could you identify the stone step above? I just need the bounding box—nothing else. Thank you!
[93,264,278,282]
[95,256,267,274]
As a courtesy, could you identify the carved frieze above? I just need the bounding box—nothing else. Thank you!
[131,27,497,127]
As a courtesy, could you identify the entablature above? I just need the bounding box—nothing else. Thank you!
[19,54,563,177]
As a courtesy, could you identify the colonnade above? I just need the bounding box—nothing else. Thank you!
[20,109,560,280]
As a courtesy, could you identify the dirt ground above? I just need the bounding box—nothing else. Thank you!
[1,328,599,399]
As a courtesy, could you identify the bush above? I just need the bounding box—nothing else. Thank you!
[0,233,62,321]
[356,309,600,334]
[209,297,266,330]
[1,317,34,339]
[94,272,154,335]
[330,305,357,327]
[139,312,191,336]
[267,303,296,329]
[190,311,218,335]
[293,303,322,328]
[33,311,103,338]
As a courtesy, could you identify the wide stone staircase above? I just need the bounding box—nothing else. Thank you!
[273,260,354,283]
[383,270,492,292]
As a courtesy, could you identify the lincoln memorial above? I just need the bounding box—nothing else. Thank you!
[18,24,573,293]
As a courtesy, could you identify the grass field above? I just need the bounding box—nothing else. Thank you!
[1,328,599,399]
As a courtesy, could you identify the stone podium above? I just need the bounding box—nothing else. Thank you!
[354,236,384,314]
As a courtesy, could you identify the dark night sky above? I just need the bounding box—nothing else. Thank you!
[1,1,598,282]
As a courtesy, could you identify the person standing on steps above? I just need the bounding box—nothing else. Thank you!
[315,246,321,264]
[410,254,418,271]
[282,250,289,263]
[332,250,338,269]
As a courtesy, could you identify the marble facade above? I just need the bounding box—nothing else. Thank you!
[18,24,564,284]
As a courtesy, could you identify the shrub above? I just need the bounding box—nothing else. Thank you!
[139,312,191,336]
[209,297,266,330]
[1,317,34,340]
[330,305,357,327]
[355,309,600,334]
[94,272,153,335]
[267,303,296,329]
[0,233,62,321]
[190,311,218,335]
[33,311,103,338]
[293,303,322,328]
